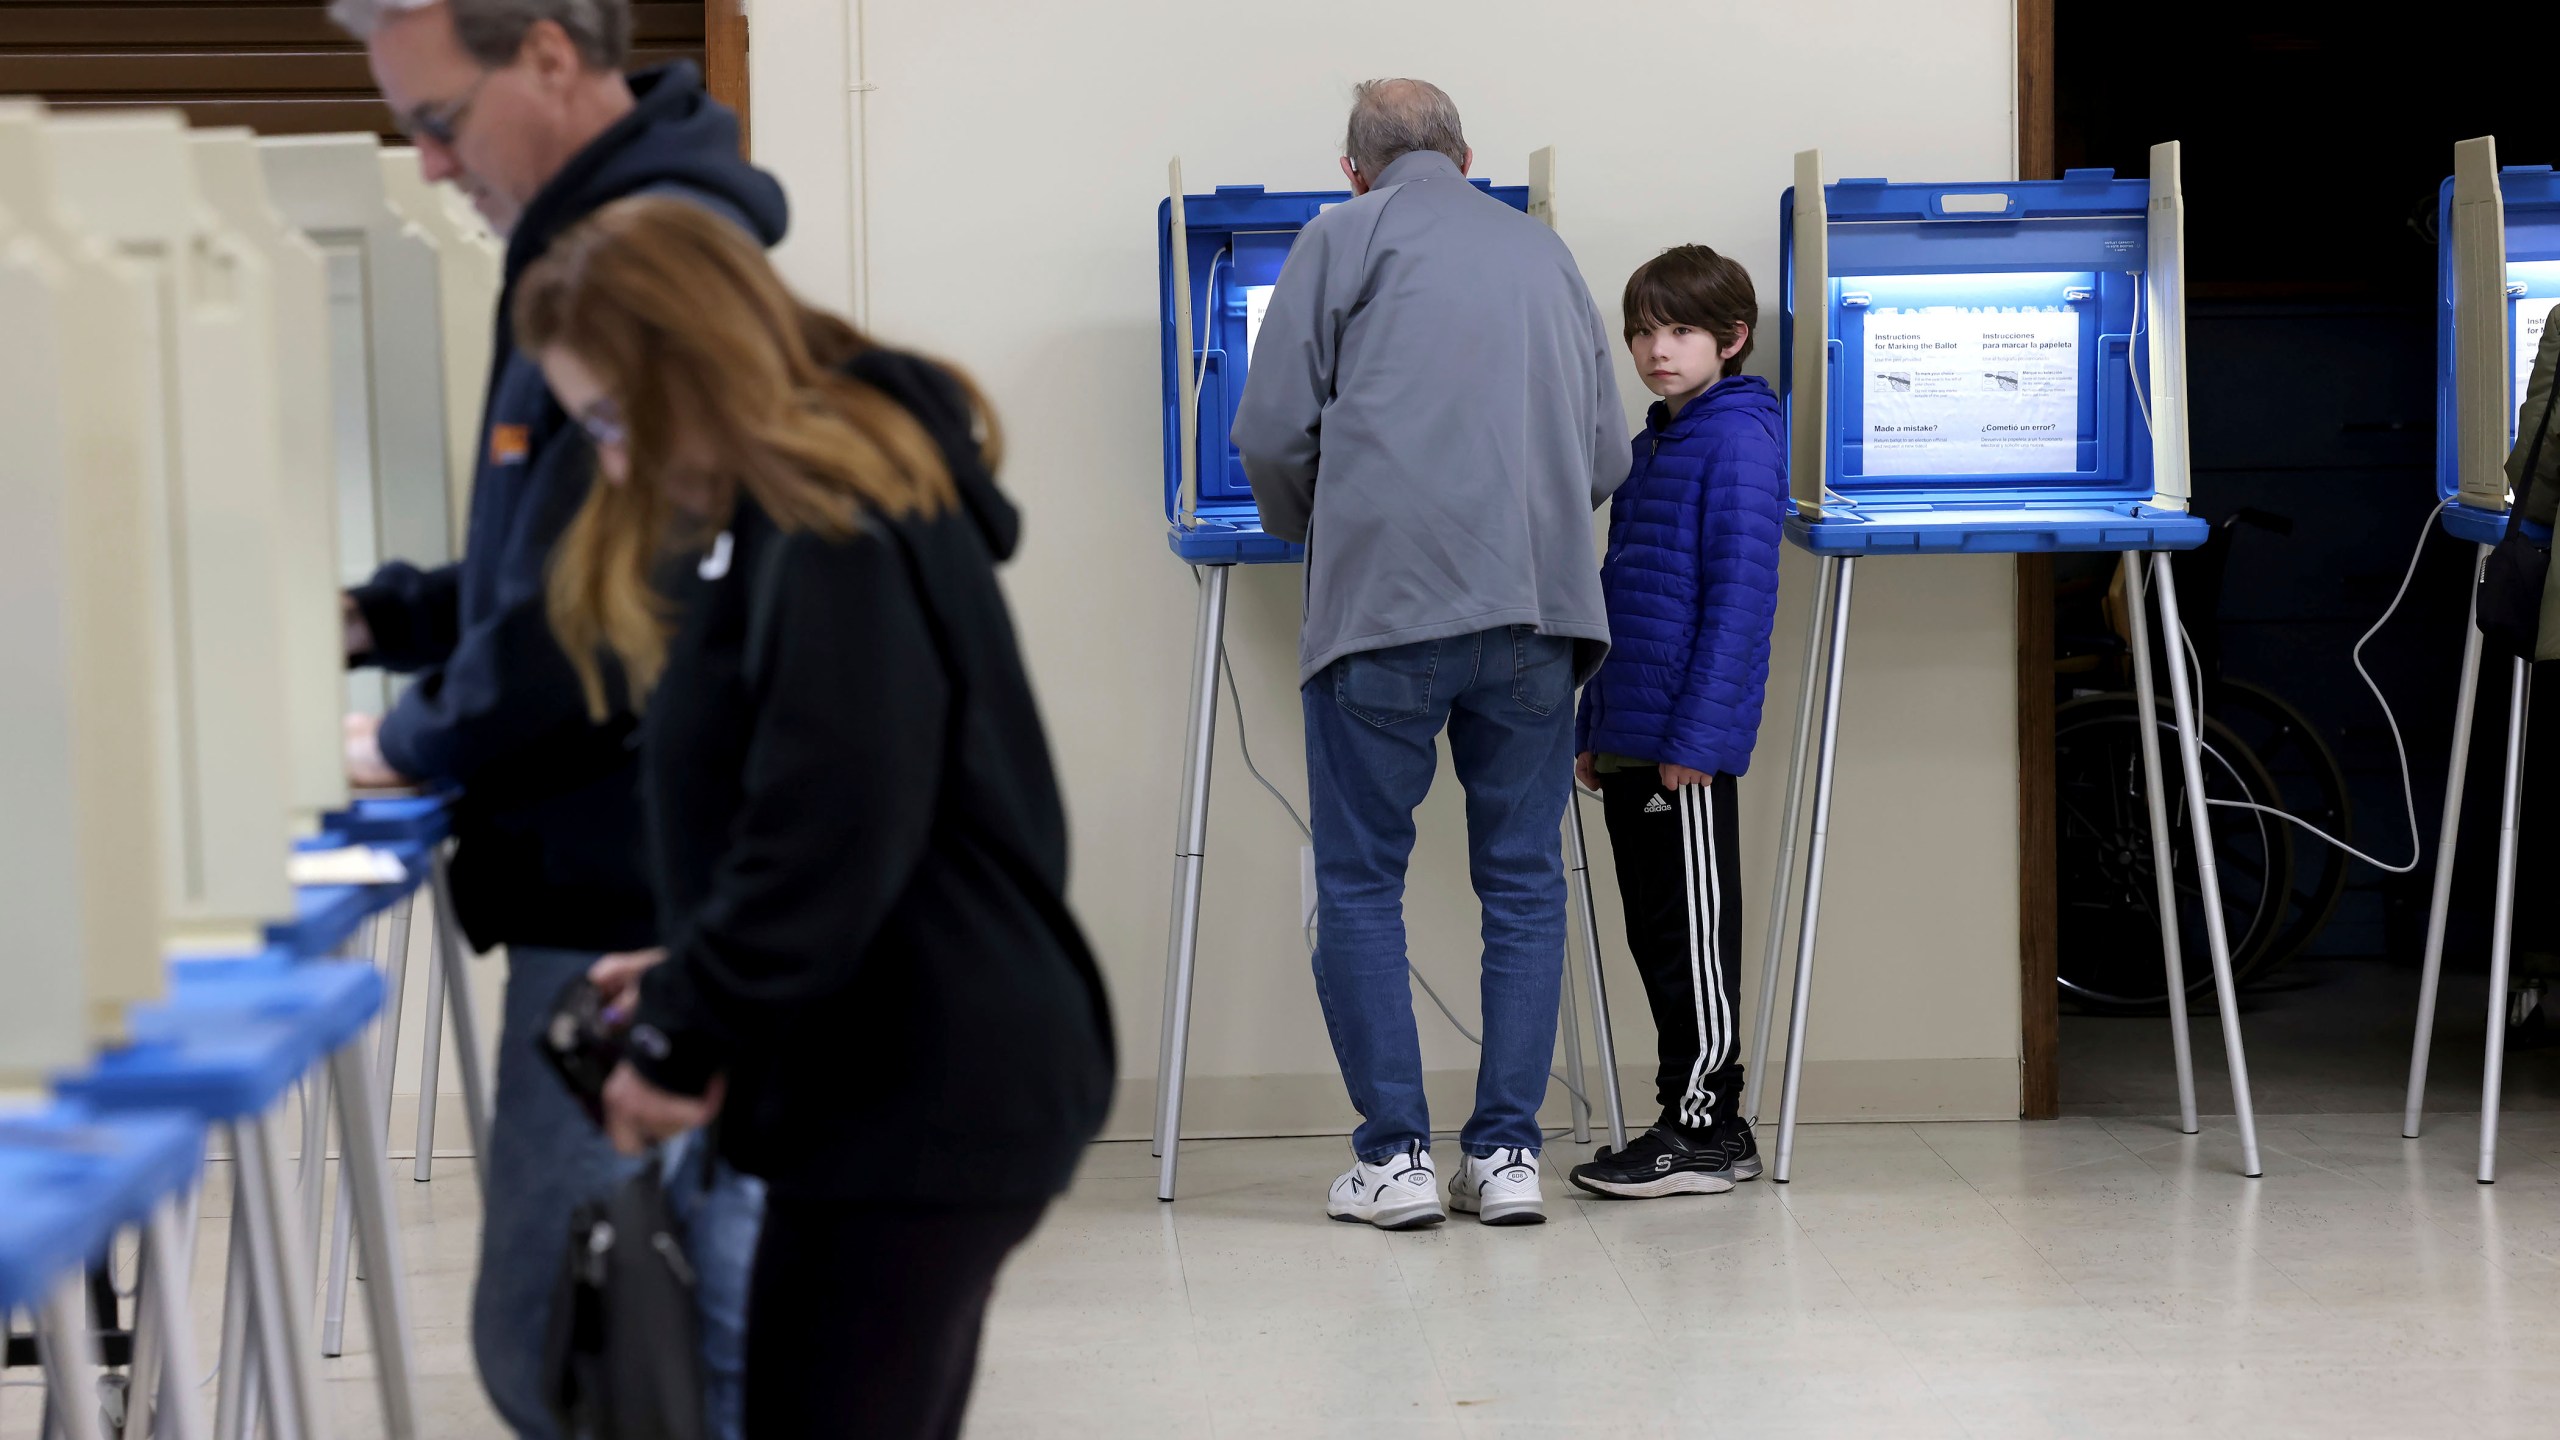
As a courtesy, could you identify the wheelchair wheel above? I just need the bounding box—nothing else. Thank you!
[2055,693,2292,1014]
[2204,678,2353,982]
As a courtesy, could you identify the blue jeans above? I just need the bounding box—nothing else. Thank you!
[662,1129,764,1440]
[472,946,763,1440]
[1302,625,1577,1163]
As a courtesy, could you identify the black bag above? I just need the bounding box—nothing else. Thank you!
[543,1162,707,1440]
[2480,392,2558,662]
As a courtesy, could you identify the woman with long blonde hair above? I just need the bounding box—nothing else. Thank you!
[517,194,1112,1437]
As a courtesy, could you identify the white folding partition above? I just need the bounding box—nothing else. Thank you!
[0,102,170,1074]
[47,111,297,948]
[257,135,452,717]
[2452,139,2511,513]
[381,148,501,541]
[192,128,350,829]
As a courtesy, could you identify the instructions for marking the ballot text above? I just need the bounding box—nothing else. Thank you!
[1861,308,2081,476]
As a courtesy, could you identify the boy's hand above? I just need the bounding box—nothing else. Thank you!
[1574,751,1600,793]
[1659,763,1714,790]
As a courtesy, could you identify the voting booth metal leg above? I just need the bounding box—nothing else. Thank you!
[2479,658,2531,1184]
[35,1273,109,1440]
[2405,544,2494,1138]
[325,1039,423,1436]
[296,1067,332,1252]
[1774,556,1855,1184]
[326,893,414,1356]
[2151,555,2262,1178]
[428,849,493,1193]
[126,1230,166,1440]
[2121,553,2201,1135]
[296,918,370,1249]
[230,1116,324,1440]
[1554,882,1591,1144]
[415,900,445,1182]
[1155,564,1231,1201]
[1746,557,1836,1125]
[1564,800,1629,1152]
[130,1197,209,1440]
[212,1201,255,1440]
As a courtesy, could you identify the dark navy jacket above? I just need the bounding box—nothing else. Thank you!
[1574,376,1787,777]
[630,351,1115,1201]
[351,63,788,952]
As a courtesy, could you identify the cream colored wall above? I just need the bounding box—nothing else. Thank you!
[746,0,2024,1132]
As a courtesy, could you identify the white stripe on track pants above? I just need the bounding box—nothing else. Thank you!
[1597,767,1745,1133]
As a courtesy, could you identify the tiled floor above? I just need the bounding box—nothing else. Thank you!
[2065,953,2560,1118]
[976,1118,2560,1438]
[16,1114,2560,1438]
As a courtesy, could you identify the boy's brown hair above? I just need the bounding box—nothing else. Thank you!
[1622,245,1758,378]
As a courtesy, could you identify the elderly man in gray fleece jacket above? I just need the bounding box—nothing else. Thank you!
[1233,78,1628,1232]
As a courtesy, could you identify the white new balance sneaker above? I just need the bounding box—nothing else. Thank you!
[1326,1141,1446,1230]
[1449,1147,1545,1226]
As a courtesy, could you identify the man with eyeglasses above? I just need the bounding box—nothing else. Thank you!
[326,3,786,1436]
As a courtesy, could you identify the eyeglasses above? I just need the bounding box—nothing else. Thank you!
[575,398,627,449]
[398,68,492,148]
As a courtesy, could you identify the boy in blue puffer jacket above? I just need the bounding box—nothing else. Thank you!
[1568,246,1787,1199]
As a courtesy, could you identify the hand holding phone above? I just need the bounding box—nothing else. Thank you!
[539,975,631,1130]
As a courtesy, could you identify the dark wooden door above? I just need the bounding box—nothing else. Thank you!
[0,2,717,138]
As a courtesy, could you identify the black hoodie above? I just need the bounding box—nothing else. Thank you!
[351,64,789,954]
[628,351,1115,1202]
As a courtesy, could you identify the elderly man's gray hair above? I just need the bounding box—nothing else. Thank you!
[328,0,632,71]
[1343,78,1468,178]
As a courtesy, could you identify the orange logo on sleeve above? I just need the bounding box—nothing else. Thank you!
[489,423,531,466]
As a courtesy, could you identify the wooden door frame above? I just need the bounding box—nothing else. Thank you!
[2017,0,2061,1119]
[705,0,750,154]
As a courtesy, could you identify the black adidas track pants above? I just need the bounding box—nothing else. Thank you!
[1598,768,1745,1133]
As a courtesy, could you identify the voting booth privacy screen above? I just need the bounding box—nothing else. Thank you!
[1155,179,1530,565]
[1780,160,2207,556]
[2436,154,2560,544]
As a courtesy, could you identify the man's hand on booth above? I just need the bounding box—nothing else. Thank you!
[603,1063,723,1156]
[343,712,412,789]
[1659,763,1714,790]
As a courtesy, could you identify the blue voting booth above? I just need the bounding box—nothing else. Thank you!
[24,790,468,1440]
[1145,155,1629,1201]
[1154,176,1528,563]
[1754,144,2265,1181]
[2403,139,2556,1179]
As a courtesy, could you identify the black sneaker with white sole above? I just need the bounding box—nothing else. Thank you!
[1706,1117,1764,1182]
[1568,1127,1735,1199]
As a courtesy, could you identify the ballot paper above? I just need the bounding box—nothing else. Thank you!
[1862,308,2081,475]
[1243,284,1275,362]
[287,845,409,887]
[2515,295,2558,431]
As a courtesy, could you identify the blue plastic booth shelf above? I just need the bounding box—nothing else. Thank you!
[2436,163,2560,546]
[266,831,434,959]
[0,1109,201,1310]
[2442,502,2509,546]
[1780,167,2209,558]
[1157,178,1529,567]
[328,791,455,846]
[56,961,383,1124]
